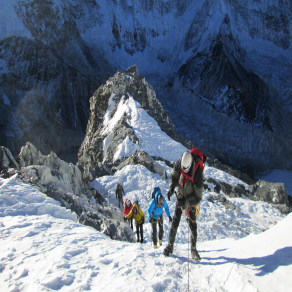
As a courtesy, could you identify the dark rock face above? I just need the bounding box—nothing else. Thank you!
[0,36,97,161]
[0,0,116,160]
[163,13,292,174]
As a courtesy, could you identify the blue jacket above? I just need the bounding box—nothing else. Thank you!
[147,191,170,220]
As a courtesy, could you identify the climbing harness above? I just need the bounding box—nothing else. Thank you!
[184,205,200,221]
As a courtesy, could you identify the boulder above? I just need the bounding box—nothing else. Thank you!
[115,150,167,179]
[248,180,291,214]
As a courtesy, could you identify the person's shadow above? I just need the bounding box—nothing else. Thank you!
[201,246,292,276]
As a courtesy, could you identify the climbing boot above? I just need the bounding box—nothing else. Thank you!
[153,245,158,249]
[159,240,162,246]
[191,249,201,262]
[163,244,173,256]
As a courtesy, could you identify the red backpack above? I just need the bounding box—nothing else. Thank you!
[179,148,204,186]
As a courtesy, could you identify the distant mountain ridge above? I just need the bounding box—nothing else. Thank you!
[0,0,291,174]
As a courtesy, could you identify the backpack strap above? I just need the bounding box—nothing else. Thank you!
[179,150,204,187]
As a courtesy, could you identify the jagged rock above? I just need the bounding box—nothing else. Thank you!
[79,211,135,242]
[44,187,136,242]
[249,180,290,206]
[16,142,84,195]
[204,177,250,199]
[207,194,243,215]
[204,176,291,215]
[115,150,167,179]
[0,146,20,172]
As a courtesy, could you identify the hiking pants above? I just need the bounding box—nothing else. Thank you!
[117,196,123,209]
[151,214,164,245]
[136,222,143,243]
[168,201,197,249]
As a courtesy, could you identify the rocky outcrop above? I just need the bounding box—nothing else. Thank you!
[204,177,292,215]
[16,142,84,195]
[0,146,20,173]
[115,150,167,179]
[0,143,136,242]
[248,180,291,214]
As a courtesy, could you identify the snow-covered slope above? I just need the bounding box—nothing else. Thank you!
[1,165,291,291]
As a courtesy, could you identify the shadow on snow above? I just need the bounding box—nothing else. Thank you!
[201,246,292,276]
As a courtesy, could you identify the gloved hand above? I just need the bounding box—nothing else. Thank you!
[169,216,173,223]
[167,188,174,201]
[141,217,145,224]
[123,217,127,222]
[149,217,156,223]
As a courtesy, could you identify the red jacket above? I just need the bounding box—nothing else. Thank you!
[124,199,133,217]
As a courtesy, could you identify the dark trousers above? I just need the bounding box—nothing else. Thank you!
[136,223,143,243]
[151,214,164,245]
[117,196,123,209]
[168,201,197,249]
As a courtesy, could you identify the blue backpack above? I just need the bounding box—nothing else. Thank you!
[150,186,161,201]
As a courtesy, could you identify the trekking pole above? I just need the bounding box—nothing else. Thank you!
[188,224,190,292]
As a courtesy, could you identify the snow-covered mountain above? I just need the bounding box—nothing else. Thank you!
[0,0,292,173]
[1,57,292,290]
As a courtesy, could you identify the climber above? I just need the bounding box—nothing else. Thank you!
[124,199,133,230]
[147,189,172,249]
[125,200,145,243]
[116,183,125,210]
[163,149,206,261]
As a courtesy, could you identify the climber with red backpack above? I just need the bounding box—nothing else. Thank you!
[163,148,206,261]
[125,200,145,243]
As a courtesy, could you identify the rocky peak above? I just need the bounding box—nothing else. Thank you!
[77,65,188,179]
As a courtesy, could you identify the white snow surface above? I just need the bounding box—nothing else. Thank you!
[1,165,291,291]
